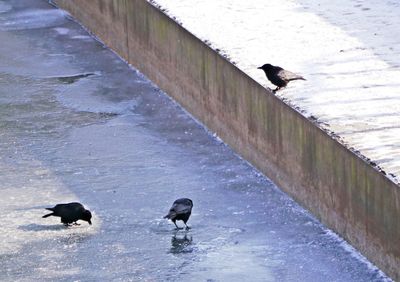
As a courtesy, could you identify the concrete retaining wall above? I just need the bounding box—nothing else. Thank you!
[54,0,400,279]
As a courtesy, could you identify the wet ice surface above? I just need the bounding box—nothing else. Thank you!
[0,0,391,281]
[152,0,400,182]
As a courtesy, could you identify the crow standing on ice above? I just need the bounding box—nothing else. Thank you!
[42,202,92,226]
[164,198,193,229]
[258,63,306,91]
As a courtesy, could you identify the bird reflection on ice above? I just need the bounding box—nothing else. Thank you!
[170,230,193,254]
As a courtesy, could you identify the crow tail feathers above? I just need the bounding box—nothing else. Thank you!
[164,212,176,219]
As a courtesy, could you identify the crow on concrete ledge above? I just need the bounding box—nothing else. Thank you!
[258,63,306,92]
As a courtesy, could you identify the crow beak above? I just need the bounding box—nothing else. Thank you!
[257,66,262,69]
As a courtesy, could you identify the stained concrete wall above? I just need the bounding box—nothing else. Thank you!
[53,0,400,279]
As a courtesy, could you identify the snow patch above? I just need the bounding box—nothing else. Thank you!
[53,27,69,35]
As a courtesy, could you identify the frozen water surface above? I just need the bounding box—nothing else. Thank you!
[153,0,400,181]
[0,0,391,281]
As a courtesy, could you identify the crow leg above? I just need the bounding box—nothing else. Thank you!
[73,222,81,226]
[185,223,191,230]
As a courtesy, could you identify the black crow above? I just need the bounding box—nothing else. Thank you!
[258,63,305,91]
[42,202,92,226]
[164,198,193,229]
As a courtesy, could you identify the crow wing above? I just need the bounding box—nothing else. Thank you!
[54,203,85,220]
[171,202,191,215]
[164,200,192,219]
[277,69,305,81]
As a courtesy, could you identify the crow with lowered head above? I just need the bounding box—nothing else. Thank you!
[164,198,193,230]
[258,63,305,91]
[42,202,92,226]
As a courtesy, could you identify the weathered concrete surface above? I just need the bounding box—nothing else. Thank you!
[53,0,400,279]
